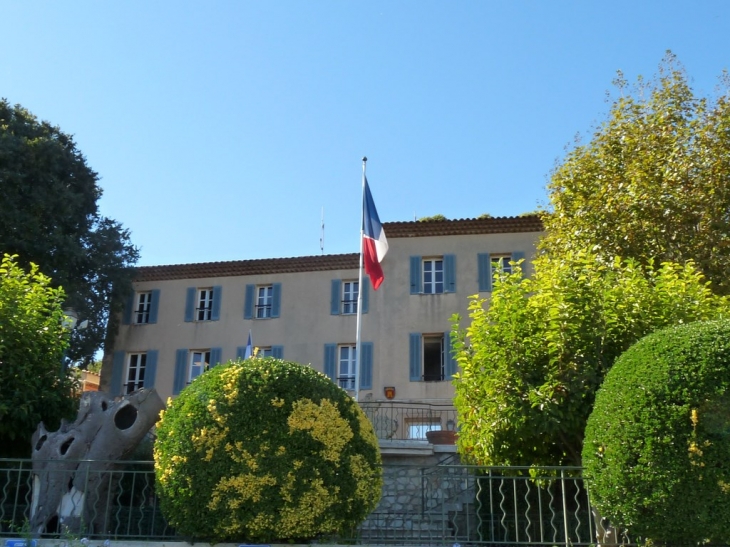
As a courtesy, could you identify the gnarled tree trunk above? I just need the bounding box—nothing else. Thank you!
[30,389,164,536]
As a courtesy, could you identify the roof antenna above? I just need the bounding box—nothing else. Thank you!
[320,207,325,254]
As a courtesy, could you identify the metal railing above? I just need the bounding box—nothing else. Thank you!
[0,459,601,545]
[359,401,457,441]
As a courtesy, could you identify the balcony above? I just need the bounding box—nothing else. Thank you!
[359,401,457,442]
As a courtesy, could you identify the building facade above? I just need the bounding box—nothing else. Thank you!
[101,216,543,436]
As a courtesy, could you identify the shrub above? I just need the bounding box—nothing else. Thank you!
[583,320,730,544]
[154,358,382,542]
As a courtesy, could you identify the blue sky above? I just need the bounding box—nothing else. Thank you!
[2,1,729,266]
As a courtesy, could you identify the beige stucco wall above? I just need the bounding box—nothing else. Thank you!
[105,229,542,405]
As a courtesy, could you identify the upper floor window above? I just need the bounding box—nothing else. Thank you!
[134,292,152,324]
[478,252,525,292]
[423,259,444,294]
[256,285,273,318]
[126,353,146,393]
[244,283,281,319]
[122,289,160,325]
[410,255,456,294]
[330,279,368,315]
[184,286,222,322]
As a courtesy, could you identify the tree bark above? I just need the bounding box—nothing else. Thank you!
[30,388,164,536]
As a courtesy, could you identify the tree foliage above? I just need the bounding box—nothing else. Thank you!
[584,320,730,544]
[452,253,730,467]
[154,357,382,543]
[0,100,139,365]
[542,52,730,294]
[0,254,76,457]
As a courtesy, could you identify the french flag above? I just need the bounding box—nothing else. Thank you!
[363,177,388,290]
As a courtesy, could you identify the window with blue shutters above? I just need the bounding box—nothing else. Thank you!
[237,345,284,359]
[123,290,161,325]
[245,283,282,319]
[410,255,456,294]
[331,279,369,315]
[478,251,526,292]
[323,342,373,390]
[185,286,222,321]
[111,350,159,395]
[409,332,456,381]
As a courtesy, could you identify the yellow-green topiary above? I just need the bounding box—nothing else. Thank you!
[154,358,382,542]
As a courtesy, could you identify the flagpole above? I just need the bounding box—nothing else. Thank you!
[354,157,367,403]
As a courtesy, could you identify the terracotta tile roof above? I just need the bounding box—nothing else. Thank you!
[134,215,543,282]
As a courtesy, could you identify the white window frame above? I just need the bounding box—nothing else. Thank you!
[491,254,513,278]
[422,334,445,382]
[256,285,273,319]
[197,289,213,321]
[189,350,211,383]
[407,418,442,440]
[342,281,359,314]
[125,353,147,394]
[337,344,357,390]
[134,292,152,324]
[422,258,444,294]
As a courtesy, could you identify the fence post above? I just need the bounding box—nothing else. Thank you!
[561,469,569,547]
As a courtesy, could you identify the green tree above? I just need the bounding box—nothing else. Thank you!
[452,252,730,467]
[542,52,730,294]
[0,254,76,457]
[0,100,139,366]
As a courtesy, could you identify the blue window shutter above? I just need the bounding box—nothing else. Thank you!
[210,347,222,368]
[272,345,284,359]
[444,254,456,293]
[236,346,246,360]
[184,288,195,322]
[409,333,422,382]
[410,256,422,294]
[360,342,373,390]
[512,251,526,276]
[324,344,336,380]
[330,279,341,315]
[361,279,369,314]
[111,351,125,395]
[149,290,161,324]
[444,332,457,379]
[272,283,282,318]
[173,349,188,395]
[478,253,492,292]
[211,286,222,321]
[144,350,158,388]
[244,284,255,319]
[122,294,134,325]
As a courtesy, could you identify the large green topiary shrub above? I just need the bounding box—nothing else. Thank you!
[583,320,730,544]
[154,358,382,542]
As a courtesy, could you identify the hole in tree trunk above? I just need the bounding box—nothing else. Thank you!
[60,437,74,455]
[114,405,138,430]
[35,434,47,451]
[101,401,108,411]
[45,515,59,534]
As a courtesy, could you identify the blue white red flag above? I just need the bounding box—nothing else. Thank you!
[244,330,253,359]
[363,177,388,290]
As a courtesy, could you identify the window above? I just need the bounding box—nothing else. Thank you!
[407,418,441,440]
[125,353,146,393]
[338,345,357,390]
[331,279,368,315]
[173,348,221,394]
[423,259,444,294]
[184,286,222,322]
[342,281,358,314]
[134,292,152,324]
[409,332,457,382]
[256,285,273,318]
[245,283,281,319]
[478,252,525,292]
[324,342,373,390]
[236,345,284,359]
[123,289,160,325]
[197,289,213,321]
[189,350,211,383]
[410,255,456,294]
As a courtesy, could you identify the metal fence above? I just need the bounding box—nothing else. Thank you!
[0,459,596,545]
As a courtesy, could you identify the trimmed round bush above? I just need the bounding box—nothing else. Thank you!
[583,320,730,544]
[154,358,382,542]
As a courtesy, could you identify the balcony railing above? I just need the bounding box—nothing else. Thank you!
[359,401,457,441]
